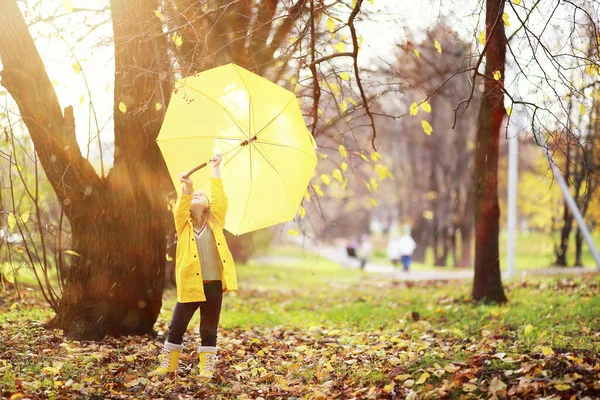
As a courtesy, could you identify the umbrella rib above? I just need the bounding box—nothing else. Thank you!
[156,136,247,142]
[253,94,295,140]
[254,139,317,160]
[176,80,250,140]
[232,64,255,137]
[249,141,294,211]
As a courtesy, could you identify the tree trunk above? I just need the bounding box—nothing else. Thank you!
[0,0,172,339]
[574,228,583,267]
[472,0,507,303]
[457,221,473,268]
[411,216,429,263]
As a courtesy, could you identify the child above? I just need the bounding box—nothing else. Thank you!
[151,153,237,380]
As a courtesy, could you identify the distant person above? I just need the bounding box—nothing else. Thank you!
[358,234,373,270]
[346,239,359,259]
[387,231,417,272]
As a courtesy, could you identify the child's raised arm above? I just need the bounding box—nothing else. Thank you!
[209,153,228,225]
[173,173,193,233]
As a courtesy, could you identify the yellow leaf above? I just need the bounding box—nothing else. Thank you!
[320,174,331,186]
[326,17,335,33]
[413,49,420,58]
[421,120,433,135]
[172,32,183,48]
[64,250,81,257]
[502,13,510,27]
[62,0,73,12]
[493,70,501,81]
[434,40,442,54]
[313,185,324,196]
[383,383,395,393]
[73,62,82,74]
[155,103,162,111]
[462,383,478,392]
[340,100,347,113]
[369,198,377,206]
[332,169,343,183]
[340,162,348,172]
[416,371,430,385]
[339,72,350,81]
[374,164,393,180]
[554,383,570,391]
[409,102,419,116]
[371,152,382,161]
[299,206,306,218]
[79,95,85,106]
[153,10,165,22]
[368,0,374,4]
[580,103,586,116]
[352,0,357,7]
[358,35,363,49]
[304,191,311,202]
[21,212,30,223]
[334,42,346,53]
[118,102,127,113]
[420,101,431,113]
[370,177,378,191]
[7,213,16,229]
[541,346,554,356]
[288,35,297,44]
[523,324,533,335]
[339,145,348,158]
[478,31,486,45]
[423,210,434,220]
[506,106,512,116]
[288,229,299,236]
[365,182,372,192]
[359,153,369,162]
[347,97,357,106]
[513,0,521,5]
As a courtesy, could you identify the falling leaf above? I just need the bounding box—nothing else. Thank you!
[365,182,372,192]
[334,42,346,53]
[580,103,586,116]
[502,13,510,27]
[332,169,344,183]
[371,152,382,161]
[478,31,486,45]
[370,177,378,191]
[313,185,324,196]
[73,62,82,74]
[339,72,350,81]
[416,371,430,385]
[339,145,348,158]
[320,174,331,186]
[153,10,165,22]
[340,162,348,172]
[155,103,163,111]
[434,39,442,53]
[118,102,127,113]
[7,213,16,229]
[420,101,431,113]
[79,95,85,106]
[288,229,299,236]
[409,102,419,116]
[299,206,306,218]
[413,49,420,58]
[421,120,433,135]
[493,70,502,80]
[359,153,369,162]
[21,212,30,223]
[506,106,512,116]
[374,164,393,179]
[369,198,377,206]
[326,17,335,33]
[513,0,521,4]
[64,250,81,257]
[304,191,311,202]
[347,97,357,106]
[62,0,73,12]
[172,32,183,48]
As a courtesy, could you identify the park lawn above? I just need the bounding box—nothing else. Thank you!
[1,260,599,399]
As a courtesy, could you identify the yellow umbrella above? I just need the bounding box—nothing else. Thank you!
[156,63,317,236]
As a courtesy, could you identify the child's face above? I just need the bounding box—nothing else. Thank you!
[191,191,209,211]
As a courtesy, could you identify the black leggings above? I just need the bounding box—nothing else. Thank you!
[167,281,223,347]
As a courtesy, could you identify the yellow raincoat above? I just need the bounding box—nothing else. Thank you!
[173,178,237,303]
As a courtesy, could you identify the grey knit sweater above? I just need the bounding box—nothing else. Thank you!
[193,224,223,281]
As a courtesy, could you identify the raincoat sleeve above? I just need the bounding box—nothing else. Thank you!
[173,191,193,233]
[209,178,228,226]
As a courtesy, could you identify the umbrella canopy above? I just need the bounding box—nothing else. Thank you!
[157,63,317,236]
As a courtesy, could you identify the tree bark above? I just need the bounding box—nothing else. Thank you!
[0,0,172,339]
[472,0,507,303]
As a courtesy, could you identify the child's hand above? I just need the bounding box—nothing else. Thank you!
[180,173,193,194]
[211,153,223,168]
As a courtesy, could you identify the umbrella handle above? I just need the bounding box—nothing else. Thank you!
[183,162,209,179]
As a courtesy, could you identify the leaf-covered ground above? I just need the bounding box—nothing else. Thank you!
[1,261,600,399]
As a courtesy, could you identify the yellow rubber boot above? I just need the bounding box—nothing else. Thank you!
[197,346,218,380]
[150,341,183,377]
